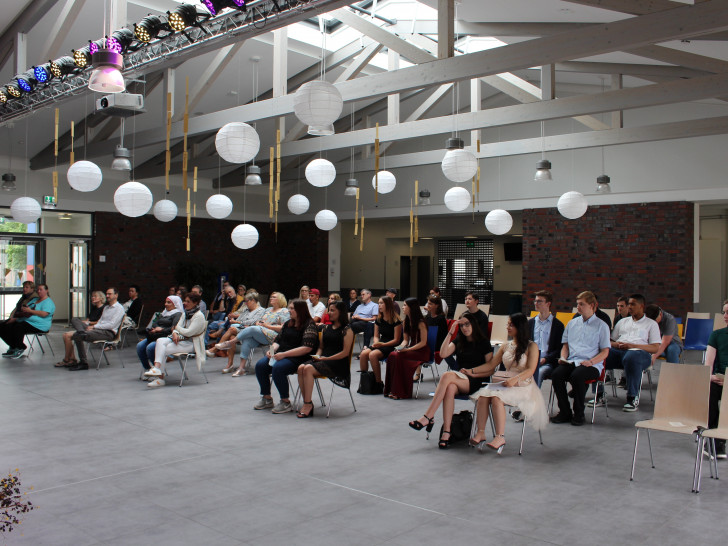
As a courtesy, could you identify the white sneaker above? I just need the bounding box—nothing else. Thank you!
[144,367,162,377]
[254,397,274,410]
[272,400,293,414]
[147,378,166,388]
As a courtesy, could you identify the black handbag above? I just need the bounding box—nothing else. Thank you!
[357,371,377,394]
[439,410,473,443]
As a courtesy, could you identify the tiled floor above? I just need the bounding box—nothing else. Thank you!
[1,331,726,545]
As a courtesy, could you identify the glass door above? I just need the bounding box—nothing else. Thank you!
[69,241,88,320]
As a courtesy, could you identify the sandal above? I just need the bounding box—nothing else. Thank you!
[486,434,506,455]
[438,430,452,449]
[54,359,76,368]
[296,401,315,418]
[231,368,247,377]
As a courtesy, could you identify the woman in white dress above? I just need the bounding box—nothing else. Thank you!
[470,313,548,453]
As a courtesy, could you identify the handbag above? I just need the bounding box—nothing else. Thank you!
[439,409,473,443]
[357,371,377,394]
[492,369,532,386]
[145,329,166,342]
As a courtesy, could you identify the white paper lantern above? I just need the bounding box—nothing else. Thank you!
[293,80,343,136]
[442,149,478,183]
[485,209,513,235]
[114,181,153,217]
[67,160,102,192]
[153,199,177,222]
[444,186,471,212]
[557,191,588,219]
[10,197,41,224]
[206,194,233,219]
[314,209,338,231]
[215,122,260,164]
[305,158,336,187]
[371,170,396,194]
[231,223,259,249]
[287,193,309,215]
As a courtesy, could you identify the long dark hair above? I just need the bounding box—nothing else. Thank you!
[378,295,399,324]
[291,298,313,330]
[403,297,425,339]
[509,312,530,363]
[455,312,486,353]
[330,300,349,328]
[426,294,444,317]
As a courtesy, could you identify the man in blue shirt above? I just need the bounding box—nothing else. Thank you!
[530,290,565,388]
[550,291,611,426]
[350,289,378,348]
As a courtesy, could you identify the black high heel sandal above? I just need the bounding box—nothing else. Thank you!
[409,415,434,439]
[438,430,451,449]
[296,401,315,418]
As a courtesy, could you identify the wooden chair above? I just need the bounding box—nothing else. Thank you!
[477,304,490,316]
[453,303,467,320]
[548,364,609,424]
[468,400,543,456]
[695,380,728,493]
[714,313,725,332]
[89,315,126,370]
[489,315,510,346]
[629,362,710,489]
[313,341,357,418]
[600,308,616,324]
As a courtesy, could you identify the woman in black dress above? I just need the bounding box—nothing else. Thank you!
[408,312,493,448]
[297,301,354,418]
[359,296,402,393]
[414,294,448,381]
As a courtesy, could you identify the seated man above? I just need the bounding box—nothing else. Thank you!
[122,284,143,329]
[68,287,125,371]
[530,290,565,388]
[209,282,233,321]
[604,293,660,412]
[350,289,378,348]
[308,289,326,324]
[550,291,610,426]
[191,285,207,316]
[460,291,488,333]
[613,295,630,329]
[644,304,683,364]
[204,284,237,345]
[0,284,55,358]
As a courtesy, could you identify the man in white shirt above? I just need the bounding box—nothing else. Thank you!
[68,287,125,371]
[604,293,661,412]
[308,289,326,323]
[350,289,378,347]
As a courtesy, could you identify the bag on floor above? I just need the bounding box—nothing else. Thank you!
[357,371,377,394]
[440,409,473,444]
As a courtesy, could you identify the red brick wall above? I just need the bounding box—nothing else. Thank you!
[522,201,694,317]
[92,212,328,310]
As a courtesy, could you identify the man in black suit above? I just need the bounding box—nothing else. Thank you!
[529,290,565,388]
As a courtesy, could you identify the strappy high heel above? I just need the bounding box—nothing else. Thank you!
[409,415,434,439]
[438,430,451,449]
[296,401,315,418]
[469,430,487,450]
[487,434,506,454]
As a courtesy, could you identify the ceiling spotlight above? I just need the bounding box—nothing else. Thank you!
[33,63,52,83]
[244,164,262,185]
[595,174,611,194]
[72,45,92,68]
[200,0,246,16]
[0,87,8,104]
[5,82,21,98]
[111,145,132,171]
[50,56,77,78]
[15,71,37,94]
[169,4,204,31]
[534,159,552,182]
[1,173,16,192]
[134,15,167,43]
[418,190,431,206]
[88,48,125,93]
[106,29,135,54]
[344,178,359,196]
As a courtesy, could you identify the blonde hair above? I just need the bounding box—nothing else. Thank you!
[272,291,287,308]
[577,291,597,306]
[328,293,342,302]
[92,290,106,305]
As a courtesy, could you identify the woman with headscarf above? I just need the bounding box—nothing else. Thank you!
[136,295,184,375]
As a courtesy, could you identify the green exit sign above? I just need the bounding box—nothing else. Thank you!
[43,195,56,204]
[465,241,475,248]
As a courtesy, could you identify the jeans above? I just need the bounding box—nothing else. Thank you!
[255,356,300,399]
[237,326,271,362]
[350,320,375,347]
[536,363,554,388]
[211,311,226,321]
[662,338,682,363]
[205,320,225,345]
[136,338,156,370]
[605,348,652,399]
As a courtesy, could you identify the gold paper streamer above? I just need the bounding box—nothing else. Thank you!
[354,187,360,235]
[359,211,365,252]
[374,123,380,202]
[165,92,172,192]
[269,147,274,219]
[409,198,413,253]
[477,165,480,195]
[193,166,198,192]
[186,188,190,214]
[414,179,419,243]
[182,78,189,191]
[69,121,75,165]
[52,171,58,201]
[54,108,59,157]
[275,130,281,235]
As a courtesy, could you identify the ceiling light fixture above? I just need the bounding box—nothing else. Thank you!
[344,178,358,196]
[244,164,262,185]
[1,173,16,192]
[111,145,132,171]
[200,1,247,16]
[418,190,431,206]
[534,121,552,182]
[88,48,125,93]
[595,174,611,194]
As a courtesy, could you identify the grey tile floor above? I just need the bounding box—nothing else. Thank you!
[1,331,726,545]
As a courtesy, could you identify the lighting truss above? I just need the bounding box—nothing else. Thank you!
[0,0,349,124]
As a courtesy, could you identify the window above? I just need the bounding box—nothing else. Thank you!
[437,239,494,308]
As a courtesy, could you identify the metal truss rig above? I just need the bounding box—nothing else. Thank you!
[0,0,348,125]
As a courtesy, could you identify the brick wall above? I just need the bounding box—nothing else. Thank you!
[93,212,328,310]
[522,201,694,317]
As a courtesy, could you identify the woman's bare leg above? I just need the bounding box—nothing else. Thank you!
[487,399,507,449]
[359,348,372,372]
[471,397,492,444]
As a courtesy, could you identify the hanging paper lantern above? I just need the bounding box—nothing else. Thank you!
[215,122,260,164]
[153,199,177,222]
[442,149,478,184]
[314,209,337,231]
[67,160,102,192]
[371,170,396,194]
[114,181,153,217]
[287,193,309,215]
[305,158,336,187]
[293,80,343,136]
[231,223,259,249]
[10,197,41,224]
[557,191,588,219]
[206,194,233,219]
[485,209,513,235]
[444,186,471,212]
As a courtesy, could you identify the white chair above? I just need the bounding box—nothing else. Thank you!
[489,315,510,346]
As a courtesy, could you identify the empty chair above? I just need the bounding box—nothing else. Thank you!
[681,318,714,363]
[629,362,710,489]
[489,315,510,346]
[714,313,725,332]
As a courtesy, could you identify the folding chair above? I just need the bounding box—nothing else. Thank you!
[26,331,54,356]
[170,336,208,387]
[695,380,728,493]
[89,315,126,370]
[629,362,710,489]
[414,325,442,399]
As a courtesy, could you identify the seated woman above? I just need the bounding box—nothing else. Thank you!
[320,293,342,325]
[0,284,55,359]
[253,299,318,414]
[205,285,237,345]
[414,294,448,381]
[409,313,493,448]
[706,299,728,458]
[470,313,548,453]
[299,285,310,301]
[296,301,354,417]
[215,291,289,376]
[359,296,402,394]
[384,297,430,400]
[347,288,360,315]
[143,293,206,388]
[56,290,106,367]
[136,295,184,375]
[206,292,266,359]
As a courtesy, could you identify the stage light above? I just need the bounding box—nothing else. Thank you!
[106,28,135,54]
[72,45,92,68]
[50,56,77,78]
[33,63,51,83]
[168,4,202,31]
[200,1,246,16]
[5,82,21,98]
[134,15,165,43]
[15,71,37,93]
[0,88,7,104]
[88,38,105,57]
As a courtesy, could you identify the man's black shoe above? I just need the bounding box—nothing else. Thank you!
[571,415,585,426]
[68,362,89,371]
[550,413,573,424]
